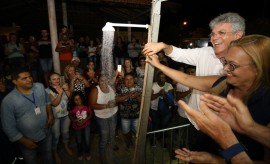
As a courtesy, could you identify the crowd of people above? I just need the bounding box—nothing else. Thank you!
[0,11,269,164]
[0,23,182,164]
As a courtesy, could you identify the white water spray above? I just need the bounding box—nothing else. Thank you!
[101,22,149,86]
[101,26,115,86]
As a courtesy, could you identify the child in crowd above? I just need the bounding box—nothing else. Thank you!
[68,91,93,161]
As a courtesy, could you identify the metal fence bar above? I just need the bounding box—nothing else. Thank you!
[147,124,190,134]
[145,124,190,164]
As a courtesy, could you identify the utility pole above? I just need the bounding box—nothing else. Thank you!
[47,0,60,74]
[133,0,166,163]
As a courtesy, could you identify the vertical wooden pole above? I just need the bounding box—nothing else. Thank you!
[133,0,165,163]
[128,21,131,41]
[62,0,68,26]
[47,0,60,74]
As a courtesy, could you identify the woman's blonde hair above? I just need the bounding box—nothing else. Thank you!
[229,34,270,101]
[63,64,76,82]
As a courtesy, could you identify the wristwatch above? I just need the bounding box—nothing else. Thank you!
[220,143,248,162]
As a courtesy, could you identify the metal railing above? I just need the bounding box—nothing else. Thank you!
[145,124,190,164]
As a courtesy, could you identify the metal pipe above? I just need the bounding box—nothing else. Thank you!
[111,22,149,29]
[102,22,149,31]
[102,22,115,31]
[146,124,190,134]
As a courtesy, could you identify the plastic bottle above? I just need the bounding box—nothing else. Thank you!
[73,50,77,57]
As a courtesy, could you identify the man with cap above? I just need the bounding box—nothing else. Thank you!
[71,56,83,74]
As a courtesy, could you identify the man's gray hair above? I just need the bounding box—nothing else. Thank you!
[209,12,245,34]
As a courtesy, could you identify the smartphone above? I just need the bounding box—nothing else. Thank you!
[117,65,122,72]
[60,76,65,86]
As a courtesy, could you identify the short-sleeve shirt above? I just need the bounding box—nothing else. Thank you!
[69,106,91,130]
[151,82,173,111]
[46,87,69,118]
[1,83,50,142]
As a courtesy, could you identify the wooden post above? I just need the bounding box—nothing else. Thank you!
[47,0,60,74]
[133,0,165,163]
[62,0,68,26]
[128,21,131,42]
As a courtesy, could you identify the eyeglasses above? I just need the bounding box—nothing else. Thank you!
[209,31,235,38]
[219,57,254,72]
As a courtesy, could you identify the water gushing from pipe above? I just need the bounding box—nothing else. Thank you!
[101,32,115,86]
[100,22,148,86]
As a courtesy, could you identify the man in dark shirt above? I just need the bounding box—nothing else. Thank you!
[38,29,53,86]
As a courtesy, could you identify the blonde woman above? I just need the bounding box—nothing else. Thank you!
[64,64,89,97]
[46,72,72,163]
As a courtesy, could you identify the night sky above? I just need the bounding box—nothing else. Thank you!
[158,0,270,43]
[165,0,269,27]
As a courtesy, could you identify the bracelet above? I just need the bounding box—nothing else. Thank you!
[220,143,247,162]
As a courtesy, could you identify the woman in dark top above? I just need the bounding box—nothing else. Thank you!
[145,35,270,163]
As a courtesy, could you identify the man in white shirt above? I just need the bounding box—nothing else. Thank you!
[144,13,246,156]
[143,12,245,129]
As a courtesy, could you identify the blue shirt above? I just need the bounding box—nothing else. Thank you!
[1,83,51,142]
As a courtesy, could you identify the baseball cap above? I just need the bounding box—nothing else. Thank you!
[71,56,80,62]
